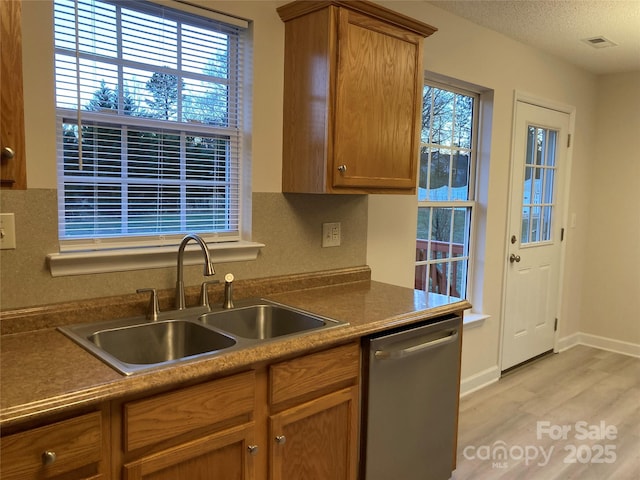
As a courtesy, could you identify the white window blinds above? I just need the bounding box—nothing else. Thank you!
[53,0,246,250]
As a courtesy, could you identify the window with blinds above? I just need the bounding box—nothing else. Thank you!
[53,0,246,250]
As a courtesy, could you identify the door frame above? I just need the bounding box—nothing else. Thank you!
[498,91,576,371]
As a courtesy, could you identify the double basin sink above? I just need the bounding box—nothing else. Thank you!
[59,299,347,375]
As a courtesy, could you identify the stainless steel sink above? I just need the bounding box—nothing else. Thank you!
[88,320,236,365]
[199,303,332,339]
[59,299,347,376]
[59,316,239,375]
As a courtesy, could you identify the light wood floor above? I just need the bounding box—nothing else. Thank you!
[452,345,640,479]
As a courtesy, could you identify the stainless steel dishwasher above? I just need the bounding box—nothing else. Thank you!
[361,314,461,480]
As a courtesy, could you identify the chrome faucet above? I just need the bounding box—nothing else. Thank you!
[176,234,215,310]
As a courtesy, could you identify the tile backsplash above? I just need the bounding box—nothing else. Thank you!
[0,190,368,310]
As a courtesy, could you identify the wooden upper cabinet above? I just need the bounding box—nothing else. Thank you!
[0,0,27,189]
[278,0,436,194]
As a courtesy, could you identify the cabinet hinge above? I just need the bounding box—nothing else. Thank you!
[567,134,572,148]
[554,318,558,331]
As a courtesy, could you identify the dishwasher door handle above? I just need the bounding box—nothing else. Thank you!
[374,329,458,360]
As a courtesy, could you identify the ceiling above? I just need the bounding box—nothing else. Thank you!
[427,0,640,74]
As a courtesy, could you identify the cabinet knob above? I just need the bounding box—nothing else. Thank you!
[337,164,347,174]
[275,435,286,445]
[1,147,15,160]
[42,450,57,466]
[248,445,259,456]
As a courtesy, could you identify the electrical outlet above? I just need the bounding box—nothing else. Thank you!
[0,213,16,249]
[322,222,341,248]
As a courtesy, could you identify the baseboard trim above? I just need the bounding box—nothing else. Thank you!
[559,332,639,358]
[460,365,500,397]
[557,332,581,352]
[462,334,639,398]
[578,333,640,358]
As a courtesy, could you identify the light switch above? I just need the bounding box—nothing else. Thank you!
[0,213,16,249]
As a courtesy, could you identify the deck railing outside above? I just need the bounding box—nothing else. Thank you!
[415,239,464,297]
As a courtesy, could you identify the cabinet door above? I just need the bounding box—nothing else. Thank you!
[332,9,422,191]
[0,0,27,189]
[269,386,358,480]
[123,423,256,480]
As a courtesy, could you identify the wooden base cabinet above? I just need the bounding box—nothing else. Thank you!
[114,371,257,480]
[269,386,358,480]
[122,422,256,480]
[0,343,360,480]
[0,408,109,480]
[268,342,360,480]
[111,343,360,480]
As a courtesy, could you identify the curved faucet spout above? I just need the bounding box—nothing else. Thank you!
[176,234,215,310]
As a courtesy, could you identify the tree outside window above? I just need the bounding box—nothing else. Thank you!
[416,83,477,299]
[53,0,244,244]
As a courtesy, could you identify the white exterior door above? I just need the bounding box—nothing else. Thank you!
[502,101,570,370]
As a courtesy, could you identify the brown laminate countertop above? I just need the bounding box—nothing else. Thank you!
[0,279,469,430]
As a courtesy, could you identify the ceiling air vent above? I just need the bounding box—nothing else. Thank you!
[582,36,618,49]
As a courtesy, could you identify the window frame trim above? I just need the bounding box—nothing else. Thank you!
[47,0,259,275]
[47,239,264,277]
[54,0,244,243]
[416,79,480,302]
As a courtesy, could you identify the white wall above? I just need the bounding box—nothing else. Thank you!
[367,1,599,384]
[581,72,640,346]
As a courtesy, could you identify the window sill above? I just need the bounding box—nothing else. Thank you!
[463,311,490,329]
[47,240,265,277]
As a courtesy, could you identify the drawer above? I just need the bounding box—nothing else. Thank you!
[0,411,102,479]
[270,342,359,407]
[125,370,255,452]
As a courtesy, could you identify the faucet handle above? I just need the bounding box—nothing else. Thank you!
[200,280,221,309]
[137,288,160,321]
[223,273,235,309]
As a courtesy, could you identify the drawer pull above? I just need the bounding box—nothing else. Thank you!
[1,147,15,160]
[42,450,57,466]
[248,445,259,456]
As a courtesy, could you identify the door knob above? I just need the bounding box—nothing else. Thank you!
[509,254,521,263]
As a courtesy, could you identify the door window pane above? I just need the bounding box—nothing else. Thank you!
[521,125,558,244]
[545,131,557,166]
[521,206,530,243]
